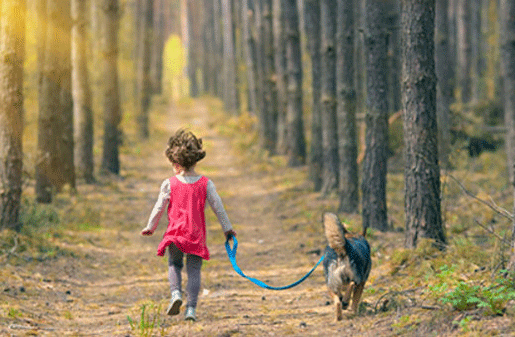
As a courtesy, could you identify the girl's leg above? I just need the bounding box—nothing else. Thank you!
[185,254,203,308]
[168,244,184,294]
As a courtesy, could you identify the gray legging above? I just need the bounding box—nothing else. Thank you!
[168,243,202,308]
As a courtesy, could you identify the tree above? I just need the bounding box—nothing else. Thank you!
[435,0,452,167]
[401,0,446,249]
[456,0,471,104]
[100,0,122,174]
[72,0,94,183]
[136,0,153,138]
[0,0,25,230]
[320,0,338,196]
[500,0,515,270]
[273,0,287,154]
[362,0,389,231]
[36,0,75,203]
[222,0,239,114]
[242,0,259,115]
[336,0,358,213]
[283,0,306,166]
[304,0,323,191]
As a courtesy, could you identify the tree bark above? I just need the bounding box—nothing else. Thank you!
[401,0,446,249]
[362,0,389,231]
[320,0,338,196]
[336,0,358,213]
[72,0,94,183]
[284,0,306,166]
[500,0,515,271]
[304,0,322,191]
[100,0,121,174]
[0,0,25,230]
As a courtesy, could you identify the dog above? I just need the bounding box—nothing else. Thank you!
[322,212,371,321]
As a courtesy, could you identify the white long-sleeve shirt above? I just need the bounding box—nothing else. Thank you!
[143,174,233,234]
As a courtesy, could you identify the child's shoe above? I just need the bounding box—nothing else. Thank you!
[166,290,182,316]
[184,306,196,321]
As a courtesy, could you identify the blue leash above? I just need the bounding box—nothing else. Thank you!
[225,236,325,290]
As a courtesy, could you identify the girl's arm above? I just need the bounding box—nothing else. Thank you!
[141,179,170,235]
[206,179,235,240]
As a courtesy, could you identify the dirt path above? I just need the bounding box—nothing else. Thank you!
[3,99,387,336]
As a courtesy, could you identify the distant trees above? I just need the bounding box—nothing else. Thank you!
[0,0,25,229]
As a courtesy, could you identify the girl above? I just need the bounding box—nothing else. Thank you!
[141,129,236,321]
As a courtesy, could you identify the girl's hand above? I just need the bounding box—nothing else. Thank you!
[141,229,153,236]
[224,229,236,241]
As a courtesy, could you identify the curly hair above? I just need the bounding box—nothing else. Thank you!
[165,129,206,169]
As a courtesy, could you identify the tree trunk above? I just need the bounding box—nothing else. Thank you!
[136,0,153,138]
[0,0,25,230]
[151,0,164,95]
[362,0,389,231]
[273,0,287,154]
[336,0,358,214]
[57,0,76,193]
[456,0,471,104]
[401,0,446,249]
[320,0,338,196]
[243,0,259,115]
[222,0,239,114]
[304,0,322,191]
[257,0,277,152]
[500,0,515,271]
[284,0,306,166]
[36,0,75,202]
[100,0,121,174]
[213,0,223,98]
[72,0,94,183]
[435,0,452,167]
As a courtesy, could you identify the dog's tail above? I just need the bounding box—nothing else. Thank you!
[323,213,347,256]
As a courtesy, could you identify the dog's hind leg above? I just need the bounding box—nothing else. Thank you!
[351,282,365,314]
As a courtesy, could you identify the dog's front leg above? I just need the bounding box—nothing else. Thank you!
[351,282,365,314]
[341,281,355,311]
[333,293,343,321]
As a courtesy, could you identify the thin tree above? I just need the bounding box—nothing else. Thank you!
[243,0,259,115]
[273,0,287,154]
[136,0,153,139]
[320,0,338,196]
[304,0,322,191]
[500,0,515,271]
[72,0,94,183]
[362,0,389,231]
[0,0,25,230]
[100,0,122,174]
[222,0,239,114]
[401,0,446,249]
[456,0,471,104]
[284,0,306,166]
[435,0,452,167]
[336,0,358,213]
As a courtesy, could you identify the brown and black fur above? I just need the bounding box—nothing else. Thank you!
[323,213,371,321]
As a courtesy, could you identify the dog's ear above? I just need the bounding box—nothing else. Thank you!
[323,213,347,256]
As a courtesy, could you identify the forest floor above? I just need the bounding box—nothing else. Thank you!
[1,97,515,336]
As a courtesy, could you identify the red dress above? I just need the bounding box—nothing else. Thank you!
[156,176,210,260]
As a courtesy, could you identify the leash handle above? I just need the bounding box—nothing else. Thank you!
[225,236,325,291]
